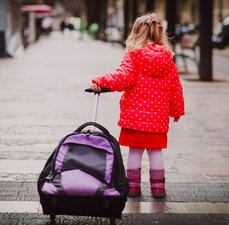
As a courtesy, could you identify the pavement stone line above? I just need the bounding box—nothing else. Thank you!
[0,198,228,225]
[0,213,228,225]
[0,32,229,224]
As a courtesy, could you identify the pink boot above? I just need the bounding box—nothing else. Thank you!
[126,168,141,197]
[149,169,166,198]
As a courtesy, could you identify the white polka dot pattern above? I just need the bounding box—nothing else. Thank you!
[92,43,185,133]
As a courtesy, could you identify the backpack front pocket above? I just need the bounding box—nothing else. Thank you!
[41,169,120,196]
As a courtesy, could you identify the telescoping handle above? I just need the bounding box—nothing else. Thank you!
[85,88,110,123]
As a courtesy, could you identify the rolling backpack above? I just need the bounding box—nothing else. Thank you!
[37,90,129,225]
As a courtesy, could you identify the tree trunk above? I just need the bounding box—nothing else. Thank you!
[132,0,138,21]
[98,0,108,40]
[165,0,177,45]
[86,0,100,25]
[199,0,213,81]
[146,0,155,12]
[124,0,130,41]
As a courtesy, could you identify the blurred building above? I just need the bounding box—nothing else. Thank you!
[105,0,229,39]
[85,0,189,42]
[176,0,229,29]
[1,0,229,58]
[0,0,54,57]
[21,4,54,46]
[0,0,22,57]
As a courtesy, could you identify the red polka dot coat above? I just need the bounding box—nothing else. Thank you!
[92,43,185,133]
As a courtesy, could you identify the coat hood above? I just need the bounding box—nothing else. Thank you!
[137,44,173,78]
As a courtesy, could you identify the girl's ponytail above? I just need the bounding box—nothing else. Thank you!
[125,12,173,55]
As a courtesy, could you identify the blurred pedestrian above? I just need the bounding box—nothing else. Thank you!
[79,19,88,40]
[60,20,66,34]
[88,23,99,40]
[89,12,185,198]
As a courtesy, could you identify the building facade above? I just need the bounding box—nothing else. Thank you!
[105,0,229,39]
[1,0,229,57]
[0,0,22,57]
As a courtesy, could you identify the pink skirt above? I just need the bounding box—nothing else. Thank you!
[118,128,167,149]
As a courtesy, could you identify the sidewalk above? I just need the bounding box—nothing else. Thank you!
[214,47,229,58]
[0,31,228,224]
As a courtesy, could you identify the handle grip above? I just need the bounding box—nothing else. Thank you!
[85,88,110,94]
[74,122,110,136]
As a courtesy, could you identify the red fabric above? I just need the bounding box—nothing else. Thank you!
[92,43,185,133]
[118,128,167,149]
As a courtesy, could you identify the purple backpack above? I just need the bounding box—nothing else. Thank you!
[38,122,129,220]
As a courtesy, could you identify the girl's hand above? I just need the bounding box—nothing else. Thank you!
[90,83,101,92]
[173,117,180,122]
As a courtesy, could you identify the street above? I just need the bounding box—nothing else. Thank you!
[0,31,229,225]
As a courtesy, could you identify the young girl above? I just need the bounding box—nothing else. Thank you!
[90,12,185,198]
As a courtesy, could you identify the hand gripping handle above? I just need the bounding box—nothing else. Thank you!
[75,122,110,136]
[85,88,110,94]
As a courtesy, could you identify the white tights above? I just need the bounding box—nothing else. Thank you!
[127,147,164,170]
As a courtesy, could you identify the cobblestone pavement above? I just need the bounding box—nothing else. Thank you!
[0,213,229,225]
[0,31,229,224]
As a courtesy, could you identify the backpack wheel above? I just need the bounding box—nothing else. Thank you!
[50,214,56,225]
[109,217,116,225]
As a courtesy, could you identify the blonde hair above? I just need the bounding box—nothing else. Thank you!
[125,13,173,54]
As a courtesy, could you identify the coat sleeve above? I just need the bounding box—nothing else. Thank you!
[92,52,137,92]
[169,62,185,118]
